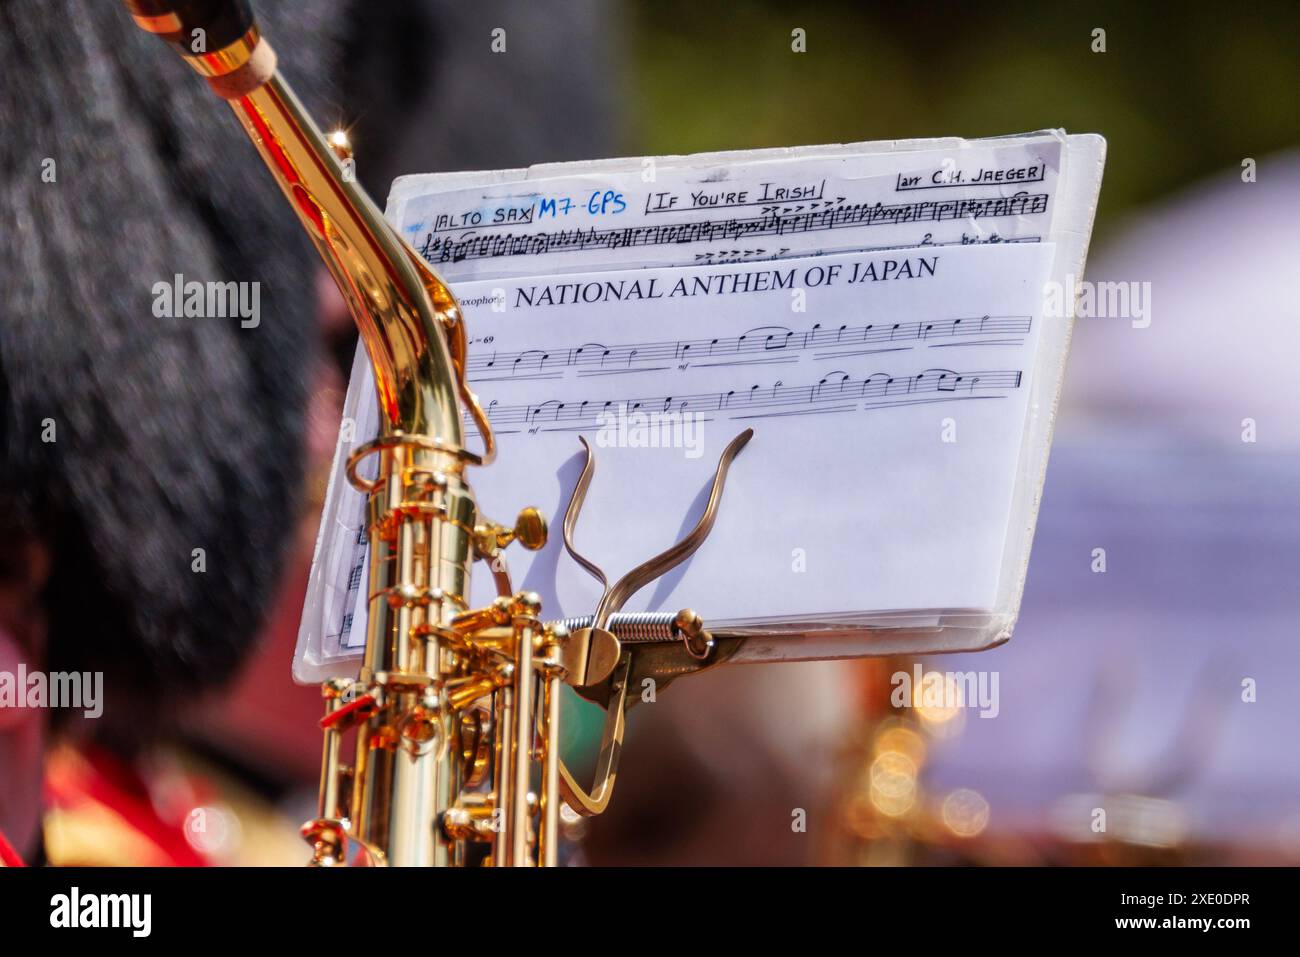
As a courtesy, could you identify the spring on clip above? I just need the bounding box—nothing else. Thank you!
[555,612,681,643]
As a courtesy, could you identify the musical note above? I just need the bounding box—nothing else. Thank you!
[513,349,550,376]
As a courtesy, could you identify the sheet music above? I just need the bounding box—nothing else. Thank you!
[323,242,1054,656]
[294,132,1104,679]
[388,138,1062,282]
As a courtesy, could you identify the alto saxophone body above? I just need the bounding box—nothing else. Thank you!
[123,0,747,867]
[123,0,556,866]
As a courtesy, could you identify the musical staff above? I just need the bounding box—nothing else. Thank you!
[466,368,1022,433]
[467,316,1031,380]
[417,193,1050,265]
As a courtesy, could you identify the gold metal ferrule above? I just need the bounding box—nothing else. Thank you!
[176,27,277,100]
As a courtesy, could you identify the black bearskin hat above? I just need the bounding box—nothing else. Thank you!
[0,0,345,735]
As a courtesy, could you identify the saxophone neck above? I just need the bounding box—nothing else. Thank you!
[234,73,467,449]
[126,0,469,451]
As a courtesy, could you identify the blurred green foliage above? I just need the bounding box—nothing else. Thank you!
[626,1,1300,238]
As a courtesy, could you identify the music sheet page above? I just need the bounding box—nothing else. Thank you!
[442,243,1057,625]
[298,134,1086,671]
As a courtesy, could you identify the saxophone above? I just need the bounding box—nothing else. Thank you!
[122,0,748,867]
